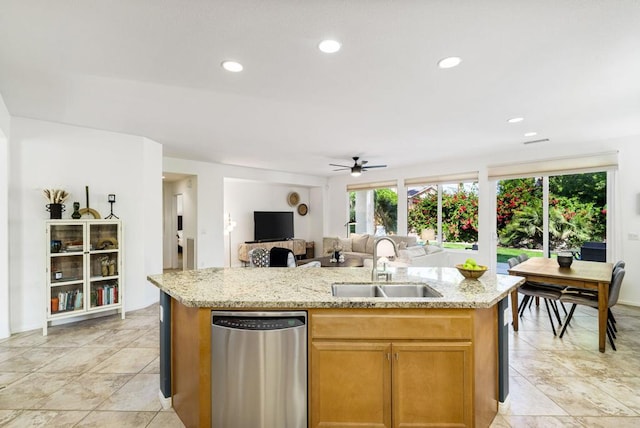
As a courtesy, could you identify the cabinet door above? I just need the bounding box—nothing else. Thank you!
[392,342,473,428]
[48,223,85,315]
[311,341,391,428]
[88,222,121,309]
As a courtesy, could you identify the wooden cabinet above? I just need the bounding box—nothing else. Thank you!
[311,341,472,428]
[44,220,124,335]
[311,341,392,427]
[310,308,493,428]
[392,342,472,427]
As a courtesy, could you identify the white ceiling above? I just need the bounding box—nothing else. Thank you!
[1,0,639,177]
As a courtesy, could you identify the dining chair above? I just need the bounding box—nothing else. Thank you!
[509,257,563,335]
[561,260,624,328]
[558,267,626,350]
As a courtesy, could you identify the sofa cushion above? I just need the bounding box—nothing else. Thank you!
[322,237,338,255]
[389,235,418,249]
[351,233,369,253]
[323,237,354,255]
[425,244,443,254]
[339,238,353,252]
[365,235,376,254]
[406,246,427,258]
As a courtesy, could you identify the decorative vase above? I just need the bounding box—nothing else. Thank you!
[50,240,62,253]
[557,252,573,268]
[47,203,64,219]
[71,202,81,219]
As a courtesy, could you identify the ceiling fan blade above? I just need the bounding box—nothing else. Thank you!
[363,164,387,169]
[329,163,351,168]
[361,160,369,165]
[332,167,350,171]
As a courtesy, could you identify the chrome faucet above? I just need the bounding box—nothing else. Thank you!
[371,236,398,281]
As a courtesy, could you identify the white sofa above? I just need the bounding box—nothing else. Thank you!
[322,234,449,267]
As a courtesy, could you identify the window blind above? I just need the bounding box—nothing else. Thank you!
[346,180,398,192]
[487,151,618,181]
[404,171,479,187]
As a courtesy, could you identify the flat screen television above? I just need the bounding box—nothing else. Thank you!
[254,211,294,242]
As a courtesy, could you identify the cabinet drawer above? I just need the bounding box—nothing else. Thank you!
[310,309,473,340]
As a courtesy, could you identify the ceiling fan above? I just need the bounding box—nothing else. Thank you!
[330,156,387,177]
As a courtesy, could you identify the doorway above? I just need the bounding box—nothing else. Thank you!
[162,173,197,271]
[175,194,184,270]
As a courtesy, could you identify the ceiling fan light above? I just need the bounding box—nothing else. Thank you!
[350,171,362,177]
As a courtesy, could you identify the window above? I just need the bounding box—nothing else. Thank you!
[490,152,616,262]
[348,182,397,235]
[405,172,479,248]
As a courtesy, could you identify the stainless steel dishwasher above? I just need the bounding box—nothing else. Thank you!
[211,311,307,428]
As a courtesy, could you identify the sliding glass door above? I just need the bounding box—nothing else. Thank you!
[496,172,607,262]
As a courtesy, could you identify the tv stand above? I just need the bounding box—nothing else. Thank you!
[238,239,306,264]
[244,238,288,244]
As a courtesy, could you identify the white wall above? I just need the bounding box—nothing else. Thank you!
[8,118,163,333]
[0,94,10,338]
[327,137,640,306]
[142,138,163,302]
[163,157,326,268]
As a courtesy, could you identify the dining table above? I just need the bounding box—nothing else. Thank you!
[508,257,613,352]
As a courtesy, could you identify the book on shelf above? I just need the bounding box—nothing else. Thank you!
[56,289,82,312]
[92,283,119,307]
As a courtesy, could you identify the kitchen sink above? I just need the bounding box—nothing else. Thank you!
[331,283,386,297]
[332,283,442,298]
[379,284,442,298]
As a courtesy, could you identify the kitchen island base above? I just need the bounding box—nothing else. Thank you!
[170,301,498,428]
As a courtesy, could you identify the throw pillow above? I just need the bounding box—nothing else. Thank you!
[250,248,270,267]
[351,234,369,253]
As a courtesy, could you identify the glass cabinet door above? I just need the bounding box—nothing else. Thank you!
[48,223,85,315]
[88,222,120,309]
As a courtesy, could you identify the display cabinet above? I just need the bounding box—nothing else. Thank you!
[44,219,124,335]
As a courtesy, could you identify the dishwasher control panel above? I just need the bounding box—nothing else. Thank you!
[212,314,305,330]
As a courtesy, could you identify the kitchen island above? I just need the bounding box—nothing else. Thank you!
[148,266,524,428]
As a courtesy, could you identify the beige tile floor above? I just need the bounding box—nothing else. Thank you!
[493,301,640,427]
[0,301,639,427]
[0,304,185,428]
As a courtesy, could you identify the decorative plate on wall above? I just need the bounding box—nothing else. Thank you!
[287,192,300,206]
[297,203,308,216]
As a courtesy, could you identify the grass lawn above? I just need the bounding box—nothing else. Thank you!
[440,243,545,263]
[496,247,543,263]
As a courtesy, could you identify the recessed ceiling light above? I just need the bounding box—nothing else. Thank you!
[507,117,524,123]
[221,60,243,72]
[524,132,538,137]
[318,40,341,54]
[437,56,462,69]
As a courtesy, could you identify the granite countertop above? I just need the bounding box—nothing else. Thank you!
[147,266,524,309]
